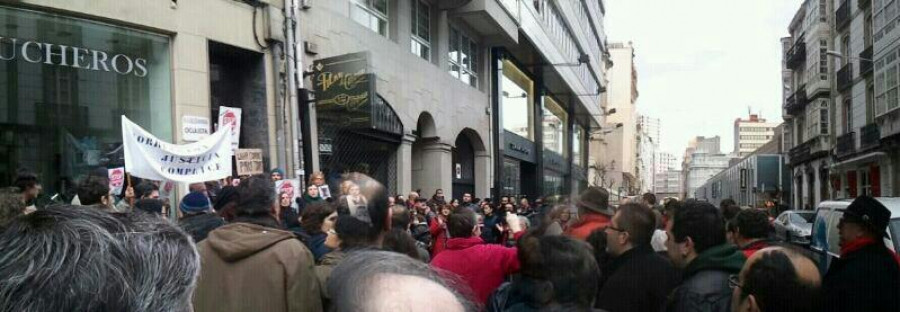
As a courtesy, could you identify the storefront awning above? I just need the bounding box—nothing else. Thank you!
[828,152,886,169]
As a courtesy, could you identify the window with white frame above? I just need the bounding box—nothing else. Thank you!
[875,48,900,116]
[861,170,872,196]
[410,0,430,60]
[820,101,829,135]
[351,0,388,37]
[449,25,478,87]
[819,39,828,80]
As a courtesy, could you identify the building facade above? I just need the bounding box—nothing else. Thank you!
[653,169,682,199]
[695,154,791,207]
[733,114,779,157]
[593,41,638,199]
[298,0,609,200]
[869,0,900,197]
[681,136,732,199]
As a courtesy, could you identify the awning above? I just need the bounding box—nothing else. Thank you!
[828,152,887,169]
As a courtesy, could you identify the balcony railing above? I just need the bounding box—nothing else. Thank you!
[837,63,853,91]
[786,40,806,70]
[836,132,856,159]
[860,123,881,150]
[836,1,851,31]
[789,135,830,165]
[784,85,808,115]
[860,46,874,76]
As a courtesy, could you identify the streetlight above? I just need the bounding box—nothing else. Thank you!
[825,50,872,62]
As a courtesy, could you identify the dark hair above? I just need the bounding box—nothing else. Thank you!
[213,186,239,212]
[334,215,373,250]
[13,170,38,192]
[585,229,610,268]
[664,199,681,217]
[720,199,737,209]
[415,198,427,203]
[0,205,199,312]
[382,228,422,260]
[391,204,411,230]
[722,204,742,222]
[616,203,656,247]
[235,174,274,217]
[448,209,477,238]
[0,187,26,226]
[734,209,770,240]
[135,198,164,215]
[300,202,336,235]
[741,249,820,312]
[135,181,159,199]
[77,175,110,206]
[517,234,600,308]
[642,193,657,206]
[671,200,726,254]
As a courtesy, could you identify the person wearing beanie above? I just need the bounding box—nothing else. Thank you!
[178,192,225,242]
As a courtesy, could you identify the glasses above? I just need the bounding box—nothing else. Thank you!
[728,274,742,289]
[605,225,626,233]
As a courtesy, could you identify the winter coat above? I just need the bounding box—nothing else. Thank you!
[596,246,678,312]
[565,213,611,240]
[737,239,771,259]
[315,249,346,309]
[431,236,520,304]
[178,213,226,242]
[481,214,501,244]
[487,278,609,312]
[822,239,900,312]
[666,244,745,312]
[303,232,332,263]
[429,216,450,256]
[297,193,322,215]
[193,222,322,312]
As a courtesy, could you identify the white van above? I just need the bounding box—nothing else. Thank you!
[809,198,900,274]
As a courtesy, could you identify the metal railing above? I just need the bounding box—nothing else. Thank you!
[860,123,881,150]
[836,131,856,159]
[836,1,851,31]
[860,46,873,76]
[836,63,853,92]
[786,40,806,70]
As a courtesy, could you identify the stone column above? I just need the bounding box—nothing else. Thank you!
[396,134,416,195]
[420,142,453,199]
[475,150,491,199]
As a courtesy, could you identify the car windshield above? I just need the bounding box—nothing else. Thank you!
[790,212,815,224]
[892,220,900,253]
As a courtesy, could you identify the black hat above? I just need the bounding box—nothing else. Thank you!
[844,196,890,237]
[576,187,613,216]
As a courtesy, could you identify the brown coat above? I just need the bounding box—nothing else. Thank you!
[193,222,323,312]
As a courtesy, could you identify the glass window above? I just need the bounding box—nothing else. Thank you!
[501,60,534,140]
[410,0,430,60]
[0,6,172,200]
[448,25,477,87]
[352,0,388,37]
[573,124,584,167]
[542,96,567,156]
[502,158,521,196]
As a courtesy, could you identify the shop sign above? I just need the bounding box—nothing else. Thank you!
[121,115,233,183]
[313,52,374,129]
[235,148,264,176]
[509,143,530,155]
[217,106,242,150]
[0,36,149,77]
[182,115,210,142]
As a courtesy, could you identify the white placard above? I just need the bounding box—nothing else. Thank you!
[182,115,211,142]
[122,115,233,183]
[217,106,242,150]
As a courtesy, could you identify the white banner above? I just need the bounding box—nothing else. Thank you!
[108,167,125,195]
[122,115,233,183]
[217,106,242,150]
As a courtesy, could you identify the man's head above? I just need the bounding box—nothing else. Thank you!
[642,192,657,206]
[731,247,821,312]
[720,199,737,209]
[576,187,611,216]
[606,203,656,257]
[328,250,474,312]
[329,215,376,250]
[448,209,479,239]
[270,168,284,181]
[733,209,771,245]
[462,193,473,203]
[517,234,600,309]
[179,192,212,216]
[390,204,411,230]
[722,205,742,222]
[838,196,890,246]
[408,192,419,202]
[77,175,112,206]
[188,182,207,194]
[13,170,40,201]
[135,181,160,200]
[0,205,199,312]
[666,200,727,268]
[235,174,276,218]
[501,196,509,205]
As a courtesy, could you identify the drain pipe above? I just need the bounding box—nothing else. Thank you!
[285,0,302,181]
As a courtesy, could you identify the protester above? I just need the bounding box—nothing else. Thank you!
[316,215,377,308]
[13,170,41,209]
[666,200,746,312]
[450,198,461,209]
[134,180,160,199]
[822,196,900,312]
[0,187,27,226]
[566,186,613,240]
[722,204,742,223]
[720,199,737,210]
[641,192,658,209]
[192,174,322,312]
[271,168,284,182]
[430,204,453,256]
[0,205,199,312]
[651,209,669,252]
[431,210,523,304]
[76,174,117,212]
[213,185,240,221]
[731,246,821,312]
[178,191,226,242]
[517,197,531,215]
[481,203,502,244]
[383,204,430,262]
[329,250,475,312]
[462,193,478,211]
[500,196,510,207]
[407,191,420,209]
[300,202,338,262]
[487,232,601,311]
[279,191,302,234]
[502,202,515,214]
[135,198,165,216]
[429,188,447,206]
[732,209,773,258]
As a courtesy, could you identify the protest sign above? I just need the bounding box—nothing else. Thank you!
[182,115,211,142]
[217,106,242,150]
[122,115,233,183]
[108,167,125,195]
[275,179,301,209]
[235,148,264,176]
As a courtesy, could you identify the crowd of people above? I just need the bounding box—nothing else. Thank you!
[0,168,898,312]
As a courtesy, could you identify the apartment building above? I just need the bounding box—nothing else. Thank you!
[734,114,779,157]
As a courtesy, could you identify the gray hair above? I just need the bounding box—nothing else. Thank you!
[0,205,200,312]
[328,250,478,312]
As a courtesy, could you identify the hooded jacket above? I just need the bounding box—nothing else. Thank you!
[431,236,520,304]
[193,222,322,312]
[667,244,745,312]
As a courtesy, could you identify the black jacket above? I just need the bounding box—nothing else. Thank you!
[666,244,745,312]
[596,246,678,312]
[178,213,226,242]
[487,278,609,312]
[822,242,900,312]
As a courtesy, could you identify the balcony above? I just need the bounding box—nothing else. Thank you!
[784,85,808,115]
[860,123,881,151]
[836,1,851,31]
[860,46,874,76]
[786,40,806,70]
[836,132,856,159]
[837,63,853,92]
[789,135,831,166]
[859,0,871,9]
[452,0,518,43]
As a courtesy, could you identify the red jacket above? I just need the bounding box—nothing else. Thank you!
[565,213,611,240]
[739,240,771,258]
[430,217,449,256]
[431,236,520,304]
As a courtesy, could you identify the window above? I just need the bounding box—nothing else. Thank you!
[820,101,830,135]
[352,0,388,37]
[861,170,872,196]
[866,14,874,47]
[501,60,534,140]
[410,0,430,60]
[844,98,853,133]
[449,25,478,87]
[820,39,829,80]
[573,124,584,167]
[841,35,851,66]
[542,96,567,156]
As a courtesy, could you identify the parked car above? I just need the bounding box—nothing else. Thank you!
[809,198,900,274]
[774,210,815,245]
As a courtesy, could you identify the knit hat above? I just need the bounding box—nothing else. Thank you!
[180,192,211,214]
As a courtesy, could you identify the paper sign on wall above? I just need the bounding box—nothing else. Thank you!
[217,106,242,150]
[108,167,125,195]
[182,115,211,142]
[235,148,264,176]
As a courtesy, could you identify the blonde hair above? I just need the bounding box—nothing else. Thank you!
[340,180,357,195]
[308,171,325,185]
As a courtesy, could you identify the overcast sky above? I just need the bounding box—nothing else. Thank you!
[604,0,804,159]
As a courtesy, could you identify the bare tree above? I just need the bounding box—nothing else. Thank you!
[588,160,616,189]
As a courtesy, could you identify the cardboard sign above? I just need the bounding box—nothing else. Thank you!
[122,115,233,183]
[182,115,211,142]
[217,106,242,150]
[235,148,264,176]
[108,167,125,195]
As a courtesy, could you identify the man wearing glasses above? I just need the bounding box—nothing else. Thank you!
[729,246,821,312]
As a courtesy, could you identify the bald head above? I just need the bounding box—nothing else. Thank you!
[732,246,820,312]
